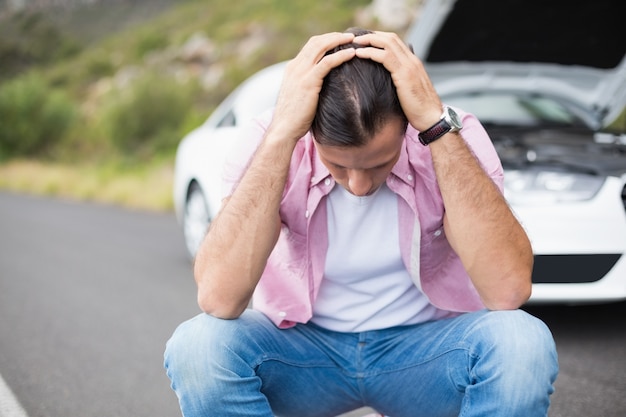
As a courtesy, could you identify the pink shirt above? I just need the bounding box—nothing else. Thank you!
[223,108,503,328]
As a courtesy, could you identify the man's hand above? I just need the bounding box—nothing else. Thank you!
[353,31,443,132]
[269,32,357,144]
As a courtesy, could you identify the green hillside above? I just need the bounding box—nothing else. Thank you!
[0,0,397,210]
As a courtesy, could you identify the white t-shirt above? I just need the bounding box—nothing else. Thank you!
[311,183,451,332]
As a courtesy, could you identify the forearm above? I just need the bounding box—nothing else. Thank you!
[194,32,358,318]
[194,131,296,318]
[431,132,533,310]
[348,31,532,308]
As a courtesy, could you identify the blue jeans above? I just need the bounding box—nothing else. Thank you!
[164,309,558,417]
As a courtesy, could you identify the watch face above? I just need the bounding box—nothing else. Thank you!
[446,107,462,130]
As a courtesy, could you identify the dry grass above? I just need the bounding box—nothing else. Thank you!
[0,159,174,212]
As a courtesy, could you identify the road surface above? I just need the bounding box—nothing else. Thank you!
[0,191,624,416]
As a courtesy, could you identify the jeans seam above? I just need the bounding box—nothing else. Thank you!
[253,354,339,370]
[354,347,469,378]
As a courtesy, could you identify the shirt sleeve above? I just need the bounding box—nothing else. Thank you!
[221,109,274,199]
[454,106,505,193]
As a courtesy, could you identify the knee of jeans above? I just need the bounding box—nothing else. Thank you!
[164,312,258,385]
[162,313,261,413]
[473,310,558,378]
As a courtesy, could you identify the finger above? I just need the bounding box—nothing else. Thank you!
[299,32,355,65]
[354,31,402,49]
[356,41,423,78]
[354,45,386,64]
[354,32,413,60]
[355,45,411,76]
[315,47,356,75]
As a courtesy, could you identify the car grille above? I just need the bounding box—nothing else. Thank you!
[532,254,622,283]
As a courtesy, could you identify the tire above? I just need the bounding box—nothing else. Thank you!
[182,182,211,259]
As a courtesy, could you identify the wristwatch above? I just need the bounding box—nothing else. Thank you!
[418,106,463,146]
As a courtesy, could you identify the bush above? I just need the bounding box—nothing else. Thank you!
[135,30,169,58]
[0,74,77,159]
[100,71,196,156]
[0,11,81,80]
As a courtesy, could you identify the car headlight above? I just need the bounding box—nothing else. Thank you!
[504,170,606,205]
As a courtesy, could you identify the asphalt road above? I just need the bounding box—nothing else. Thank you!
[0,191,624,417]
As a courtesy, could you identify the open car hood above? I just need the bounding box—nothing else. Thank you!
[406,0,626,128]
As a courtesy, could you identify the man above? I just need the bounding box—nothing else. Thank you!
[164,29,558,417]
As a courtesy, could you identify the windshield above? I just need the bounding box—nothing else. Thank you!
[446,93,588,128]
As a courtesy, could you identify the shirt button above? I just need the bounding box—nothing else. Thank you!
[434,229,442,237]
[305,210,309,218]
[407,174,413,181]
[278,311,287,317]
[324,178,331,186]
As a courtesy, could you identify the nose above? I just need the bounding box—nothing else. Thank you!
[347,170,373,196]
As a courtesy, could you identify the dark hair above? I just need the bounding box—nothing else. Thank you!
[311,28,408,147]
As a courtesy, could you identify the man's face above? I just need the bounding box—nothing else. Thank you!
[314,118,406,196]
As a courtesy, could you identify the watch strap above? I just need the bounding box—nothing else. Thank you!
[418,118,451,146]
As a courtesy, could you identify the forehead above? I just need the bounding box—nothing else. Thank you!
[315,119,405,169]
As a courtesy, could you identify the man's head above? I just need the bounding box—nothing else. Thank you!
[312,28,408,196]
[311,28,408,147]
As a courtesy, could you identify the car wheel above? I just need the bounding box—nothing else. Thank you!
[183,182,211,259]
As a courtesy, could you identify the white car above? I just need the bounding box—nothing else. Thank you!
[173,61,284,258]
[173,0,626,304]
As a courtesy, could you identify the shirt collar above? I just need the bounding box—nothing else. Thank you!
[307,134,332,188]
[390,135,414,186]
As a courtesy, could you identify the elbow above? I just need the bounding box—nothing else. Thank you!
[194,256,249,320]
[479,251,534,310]
[196,281,250,320]
[483,282,532,311]
[482,268,533,311]
[486,241,534,310]
[197,290,247,320]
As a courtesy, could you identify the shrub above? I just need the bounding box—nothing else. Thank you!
[100,71,195,156]
[0,11,81,80]
[0,74,76,159]
[85,52,116,80]
[135,30,169,58]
